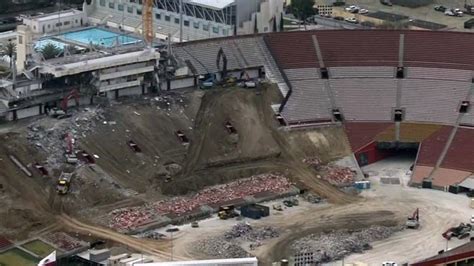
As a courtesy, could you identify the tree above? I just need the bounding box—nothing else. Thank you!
[291,0,315,21]
[0,41,16,69]
[40,43,61,60]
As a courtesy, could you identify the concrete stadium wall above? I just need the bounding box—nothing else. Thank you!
[169,77,194,90]
[118,86,142,97]
[15,105,41,120]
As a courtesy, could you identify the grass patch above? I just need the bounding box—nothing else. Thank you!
[21,240,55,258]
[0,248,38,266]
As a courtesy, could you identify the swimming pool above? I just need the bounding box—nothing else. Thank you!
[61,28,141,48]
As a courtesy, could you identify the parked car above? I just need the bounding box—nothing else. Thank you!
[380,0,392,6]
[434,5,447,12]
[345,5,360,13]
[345,17,358,24]
[445,9,455,16]
[454,8,464,16]
[359,9,369,14]
[470,214,474,223]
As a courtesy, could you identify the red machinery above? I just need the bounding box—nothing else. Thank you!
[60,89,80,113]
[406,208,420,229]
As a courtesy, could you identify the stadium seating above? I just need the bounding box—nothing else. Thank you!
[284,68,320,80]
[174,37,266,75]
[406,67,472,82]
[404,31,474,70]
[330,78,397,121]
[264,32,319,69]
[316,30,399,67]
[416,126,452,167]
[344,122,393,152]
[441,128,474,172]
[329,67,395,78]
[401,79,470,124]
[280,79,332,123]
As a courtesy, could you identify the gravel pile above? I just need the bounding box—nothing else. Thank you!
[195,236,250,258]
[291,226,399,263]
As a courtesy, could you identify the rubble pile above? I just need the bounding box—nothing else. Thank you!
[107,173,291,230]
[224,223,280,242]
[44,232,86,251]
[153,173,291,215]
[303,157,322,169]
[291,226,398,262]
[108,207,156,230]
[321,166,355,186]
[195,236,250,259]
[27,107,105,169]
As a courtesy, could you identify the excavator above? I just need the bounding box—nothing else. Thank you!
[443,223,472,240]
[49,89,80,118]
[406,208,420,229]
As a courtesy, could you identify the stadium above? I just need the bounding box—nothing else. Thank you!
[172,29,474,191]
[2,4,474,264]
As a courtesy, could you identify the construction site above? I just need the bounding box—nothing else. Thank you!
[2,0,474,266]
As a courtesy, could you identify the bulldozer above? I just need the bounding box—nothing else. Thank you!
[406,208,420,229]
[218,205,238,220]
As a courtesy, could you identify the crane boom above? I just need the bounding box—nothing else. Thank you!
[143,0,154,45]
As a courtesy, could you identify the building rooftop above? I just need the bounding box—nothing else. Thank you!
[413,241,474,265]
[189,0,235,10]
[31,10,82,22]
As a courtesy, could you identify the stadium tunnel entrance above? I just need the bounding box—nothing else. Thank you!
[355,141,419,169]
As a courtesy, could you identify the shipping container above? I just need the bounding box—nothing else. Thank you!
[240,204,269,220]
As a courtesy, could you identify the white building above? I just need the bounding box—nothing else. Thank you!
[84,0,284,42]
[22,9,87,34]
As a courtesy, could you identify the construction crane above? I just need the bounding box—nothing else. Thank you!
[143,0,154,45]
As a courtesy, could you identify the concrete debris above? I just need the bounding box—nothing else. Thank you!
[43,232,87,252]
[152,173,291,215]
[320,165,355,186]
[26,107,104,170]
[303,157,322,169]
[107,173,292,230]
[196,223,279,259]
[224,223,280,242]
[291,226,400,263]
[195,236,250,259]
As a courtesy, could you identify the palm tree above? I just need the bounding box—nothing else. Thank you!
[40,43,61,60]
[0,41,16,69]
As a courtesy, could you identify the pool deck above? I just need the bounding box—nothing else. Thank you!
[36,26,144,50]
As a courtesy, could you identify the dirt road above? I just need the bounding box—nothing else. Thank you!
[171,156,473,265]
[58,214,182,261]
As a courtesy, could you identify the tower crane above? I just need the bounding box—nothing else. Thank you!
[143,0,154,45]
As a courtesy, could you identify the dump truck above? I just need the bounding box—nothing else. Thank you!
[218,205,238,220]
[56,172,73,195]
